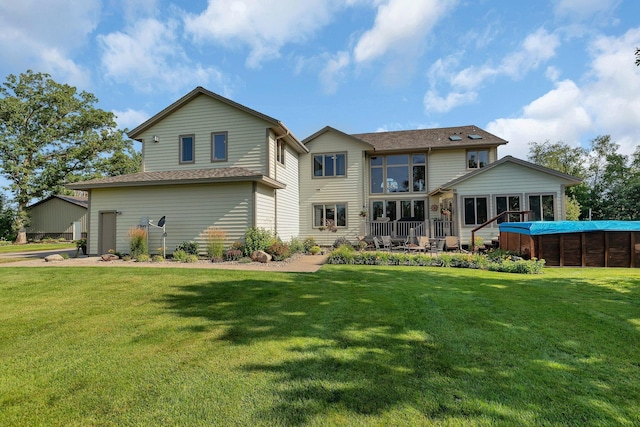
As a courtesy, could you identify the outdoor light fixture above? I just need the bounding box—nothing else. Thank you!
[153,135,159,143]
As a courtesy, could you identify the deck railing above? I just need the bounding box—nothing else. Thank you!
[366,220,427,238]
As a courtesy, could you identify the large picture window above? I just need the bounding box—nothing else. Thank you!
[371,200,425,221]
[313,203,346,228]
[463,196,488,225]
[467,149,488,169]
[313,153,346,177]
[496,195,521,223]
[211,132,227,162]
[529,194,555,221]
[370,153,426,194]
[179,134,195,164]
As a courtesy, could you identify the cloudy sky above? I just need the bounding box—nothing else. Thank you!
[1,0,639,159]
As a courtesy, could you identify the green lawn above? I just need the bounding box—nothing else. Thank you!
[1,266,639,426]
[0,242,75,254]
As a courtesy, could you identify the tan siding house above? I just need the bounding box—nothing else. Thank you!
[68,87,307,255]
[68,86,580,255]
[26,195,87,240]
[300,127,371,245]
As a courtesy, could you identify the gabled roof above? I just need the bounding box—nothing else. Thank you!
[127,86,308,154]
[351,125,508,152]
[27,195,88,209]
[65,167,286,190]
[428,155,582,196]
[302,126,374,147]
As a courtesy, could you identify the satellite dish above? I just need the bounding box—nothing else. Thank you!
[157,216,166,227]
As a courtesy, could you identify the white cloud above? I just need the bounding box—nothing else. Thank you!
[424,90,477,114]
[353,0,455,64]
[426,28,560,113]
[0,0,99,85]
[320,51,351,94]
[487,80,592,158]
[452,28,560,90]
[184,0,337,68]
[112,109,151,131]
[98,18,230,95]
[487,27,640,159]
[554,0,621,21]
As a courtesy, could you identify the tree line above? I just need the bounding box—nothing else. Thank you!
[528,136,640,220]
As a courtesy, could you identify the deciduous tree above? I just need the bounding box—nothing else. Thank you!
[0,70,133,243]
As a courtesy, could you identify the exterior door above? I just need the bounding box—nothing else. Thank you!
[98,211,117,255]
[72,221,82,241]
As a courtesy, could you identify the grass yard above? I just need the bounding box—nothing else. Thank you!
[1,266,639,426]
[0,242,75,254]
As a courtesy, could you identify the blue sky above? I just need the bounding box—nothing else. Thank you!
[1,0,640,162]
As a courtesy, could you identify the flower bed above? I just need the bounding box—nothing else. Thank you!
[327,246,545,274]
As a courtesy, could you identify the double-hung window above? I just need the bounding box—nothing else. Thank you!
[313,153,346,177]
[496,195,521,223]
[529,194,555,221]
[211,132,227,162]
[179,134,195,164]
[313,203,346,228]
[277,140,285,165]
[467,149,489,169]
[463,196,488,226]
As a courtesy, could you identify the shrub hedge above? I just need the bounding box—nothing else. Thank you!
[327,246,545,274]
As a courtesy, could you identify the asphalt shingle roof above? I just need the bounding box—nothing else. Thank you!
[352,125,508,151]
[66,167,285,190]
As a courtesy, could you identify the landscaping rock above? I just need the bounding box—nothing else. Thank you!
[101,253,120,261]
[44,254,65,262]
[252,250,272,263]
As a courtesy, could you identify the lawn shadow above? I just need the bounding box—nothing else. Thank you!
[159,267,640,425]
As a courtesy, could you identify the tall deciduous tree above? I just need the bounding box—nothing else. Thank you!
[0,70,132,243]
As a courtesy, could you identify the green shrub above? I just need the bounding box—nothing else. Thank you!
[185,254,199,263]
[60,253,69,260]
[176,241,199,255]
[267,241,291,261]
[243,227,276,256]
[332,237,352,248]
[135,254,150,263]
[327,244,355,264]
[225,249,243,261]
[151,255,164,263]
[303,237,317,253]
[230,241,244,251]
[206,227,226,259]
[127,227,148,257]
[309,245,321,255]
[172,249,189,262]
[289,237,304,254]
[354,240,368,251]
[122,255,132,261]
[325,251,545,274]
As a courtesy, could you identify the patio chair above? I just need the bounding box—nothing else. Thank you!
[373,236,391,251]
[445,236,460,251]
[381,235,394,251]
[417,236,432,253]
[433,238,446,254]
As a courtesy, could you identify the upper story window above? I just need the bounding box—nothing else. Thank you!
[370,153,426,194]
[211,132,227,162]
[467,149,488,169]
[179,134,195,164]
[313,153,346,177]
[277,140,285,165]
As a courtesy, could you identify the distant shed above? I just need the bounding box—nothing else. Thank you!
[26,195,88,241]
[499,221,640,268]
